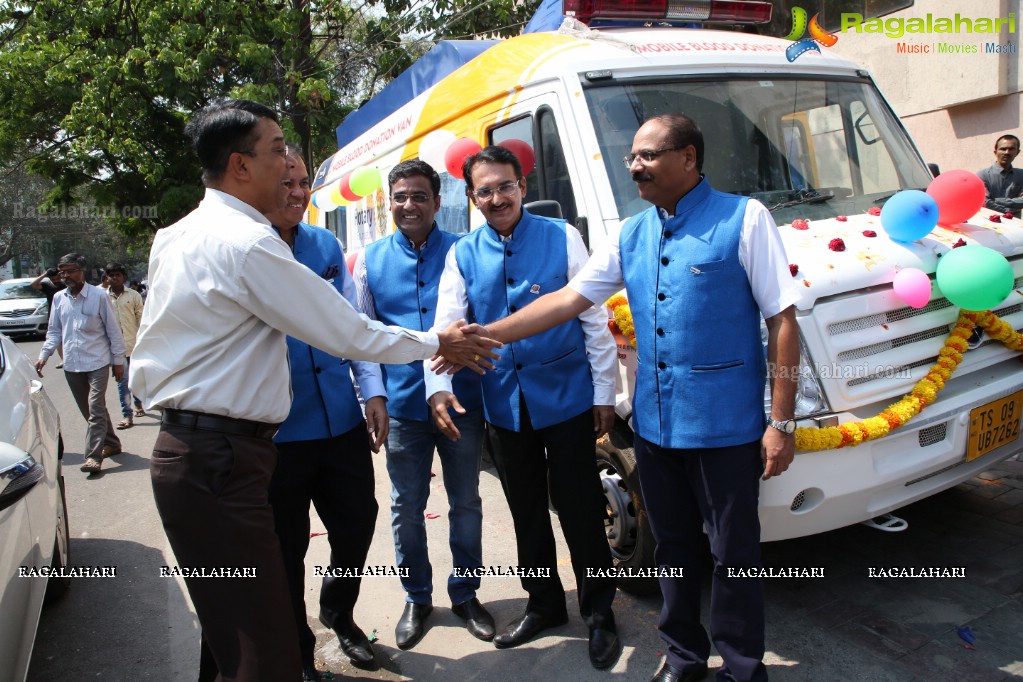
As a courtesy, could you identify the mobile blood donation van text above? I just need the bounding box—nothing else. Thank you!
[308,0,1023,592]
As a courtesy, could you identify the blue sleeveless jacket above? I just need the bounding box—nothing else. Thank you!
[456,210,592,431]
[620,179,766,448]
[275,223,364,443]
[365,225,482,421]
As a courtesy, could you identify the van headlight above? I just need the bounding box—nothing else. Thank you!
[762,322,830,419]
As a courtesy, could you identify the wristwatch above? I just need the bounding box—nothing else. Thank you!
[767,417,796,434]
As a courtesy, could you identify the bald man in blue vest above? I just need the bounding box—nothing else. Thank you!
[266,150,384,681]
[467,115,801,682]
[425,145,622,670]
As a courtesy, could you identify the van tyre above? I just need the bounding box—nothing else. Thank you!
[44,470,70,603]
[596,424,658,595]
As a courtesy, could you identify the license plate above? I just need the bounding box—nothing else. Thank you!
[967,391,1023,462]
[0,319,23,327]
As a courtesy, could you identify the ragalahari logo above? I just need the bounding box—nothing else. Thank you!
[784,7,839,61]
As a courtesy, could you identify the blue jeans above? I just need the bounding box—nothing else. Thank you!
[117,356,143,418]
[385,409,484,606]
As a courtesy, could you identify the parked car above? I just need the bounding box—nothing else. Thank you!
[0,278,50,338]
[0,333,68,681]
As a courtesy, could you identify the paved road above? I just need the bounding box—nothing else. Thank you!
[18,337,1023,681]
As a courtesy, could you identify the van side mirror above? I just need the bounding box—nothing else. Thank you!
[575,216,589,250]
[928,163,940,177]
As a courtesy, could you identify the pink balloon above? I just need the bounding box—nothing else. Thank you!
[926,170,986,225]
[499,139,536,176]
[444,138,483,179]
[893,268,932,308]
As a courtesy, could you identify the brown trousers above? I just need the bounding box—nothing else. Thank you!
[151,423,301,682]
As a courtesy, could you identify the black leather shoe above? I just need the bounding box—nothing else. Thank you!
[650,659,708,682]
[395,602,433,650]
[493,611,569,649]
[589,625,622,669]
[301,663,322,681]
[317,613,376,669]
[452,597,496,641]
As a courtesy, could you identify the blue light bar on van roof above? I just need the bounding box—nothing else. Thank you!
[563,0,772,25]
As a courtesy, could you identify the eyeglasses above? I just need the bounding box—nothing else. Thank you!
[622,147,682,168]
[240,144,290,159]
[391,192,433,204]
[471,180,520,201]
[57,268,81,275]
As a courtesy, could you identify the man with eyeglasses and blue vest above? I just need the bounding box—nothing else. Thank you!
[463,115,801,682]
[354,159,494,651]
[424,145,622,670]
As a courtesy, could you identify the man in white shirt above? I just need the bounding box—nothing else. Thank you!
[36,253,125,474]
[104,262,145,429]
[129,99,499,682]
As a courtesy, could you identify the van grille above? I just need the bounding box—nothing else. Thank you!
[803,265,1023,411]
[917,422,947,448]
[0,309,37,319]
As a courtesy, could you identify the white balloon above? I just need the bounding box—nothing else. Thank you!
[312,186,338,211]
[418,130,457,172]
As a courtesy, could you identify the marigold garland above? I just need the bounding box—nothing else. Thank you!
[605,294,636,348]
[795,310,1023,451]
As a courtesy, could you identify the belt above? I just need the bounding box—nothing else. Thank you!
[161,409,279,440]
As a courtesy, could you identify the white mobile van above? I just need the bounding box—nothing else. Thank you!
[310,0,1023,591]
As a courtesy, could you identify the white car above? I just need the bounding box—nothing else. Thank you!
[0,333,68,681]
[0,278,51,338]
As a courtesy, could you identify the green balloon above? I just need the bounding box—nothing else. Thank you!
[936,245,1015,311]
[349,166,381,197]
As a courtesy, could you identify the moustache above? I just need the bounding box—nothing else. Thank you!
[632,171,653,182]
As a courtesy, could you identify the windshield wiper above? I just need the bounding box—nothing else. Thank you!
[764,190,835,212]
[872,188,926,205]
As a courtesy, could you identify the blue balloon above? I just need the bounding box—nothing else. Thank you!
[880,190,940,242]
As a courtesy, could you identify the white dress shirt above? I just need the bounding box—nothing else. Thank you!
[333,236,384,402]
[424,222,617,405]
[40,283,126,372]
[130,189,439,424]
[570,200,801,318]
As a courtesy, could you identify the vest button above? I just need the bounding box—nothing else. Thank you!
[506,249,513,256]
[657,328,664,336]
[509,305,517,312]
[507,277,514,284]
[516,363,523,370]
[421,307,428,313]
[419,281,425,287]
[661,257,669,265]
[664,230,672,238]
[419,257,425,263]
[657,293,666,301]
[658,361,667,370]
[314,367,322,374]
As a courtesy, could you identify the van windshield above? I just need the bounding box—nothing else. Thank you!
[585,76,934,224]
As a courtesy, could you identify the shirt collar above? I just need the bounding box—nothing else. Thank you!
[203,188,274,227]
[657,176,710,222]
[397,223,438,251]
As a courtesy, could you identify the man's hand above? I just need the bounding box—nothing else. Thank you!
[365,396,389,453]
[593,405,614,439]
[434,320,501,375]
[112,364,124,382]
[34,359,45,378]
[428,391,464,440]
[761,427,795,480]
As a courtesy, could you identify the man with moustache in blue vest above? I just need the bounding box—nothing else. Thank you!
[465,115,801,682]
[424,145,622,670]
[265,149,386,681]
[354,159,494,651]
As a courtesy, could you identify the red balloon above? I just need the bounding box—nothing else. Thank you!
[499,139,536,176]
[444,138,482,179]
[340,173,362,201]
[926,170,986,225]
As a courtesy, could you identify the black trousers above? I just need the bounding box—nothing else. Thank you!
[269,424,378,666]
[487,399,616,627]
[634,436,767,682]
[151,424,301,682]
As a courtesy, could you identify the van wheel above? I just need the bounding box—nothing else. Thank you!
[596,430,658,595]
[44,471,71,603]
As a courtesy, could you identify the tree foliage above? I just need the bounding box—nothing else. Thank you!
[0,0,539,239]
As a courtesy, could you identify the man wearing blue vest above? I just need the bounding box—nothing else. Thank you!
[472,115,801,682]
[266,150,385,681]
[354,159,494,651]
[425,145,622,670]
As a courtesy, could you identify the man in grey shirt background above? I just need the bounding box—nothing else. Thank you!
[978,133,1023,217]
